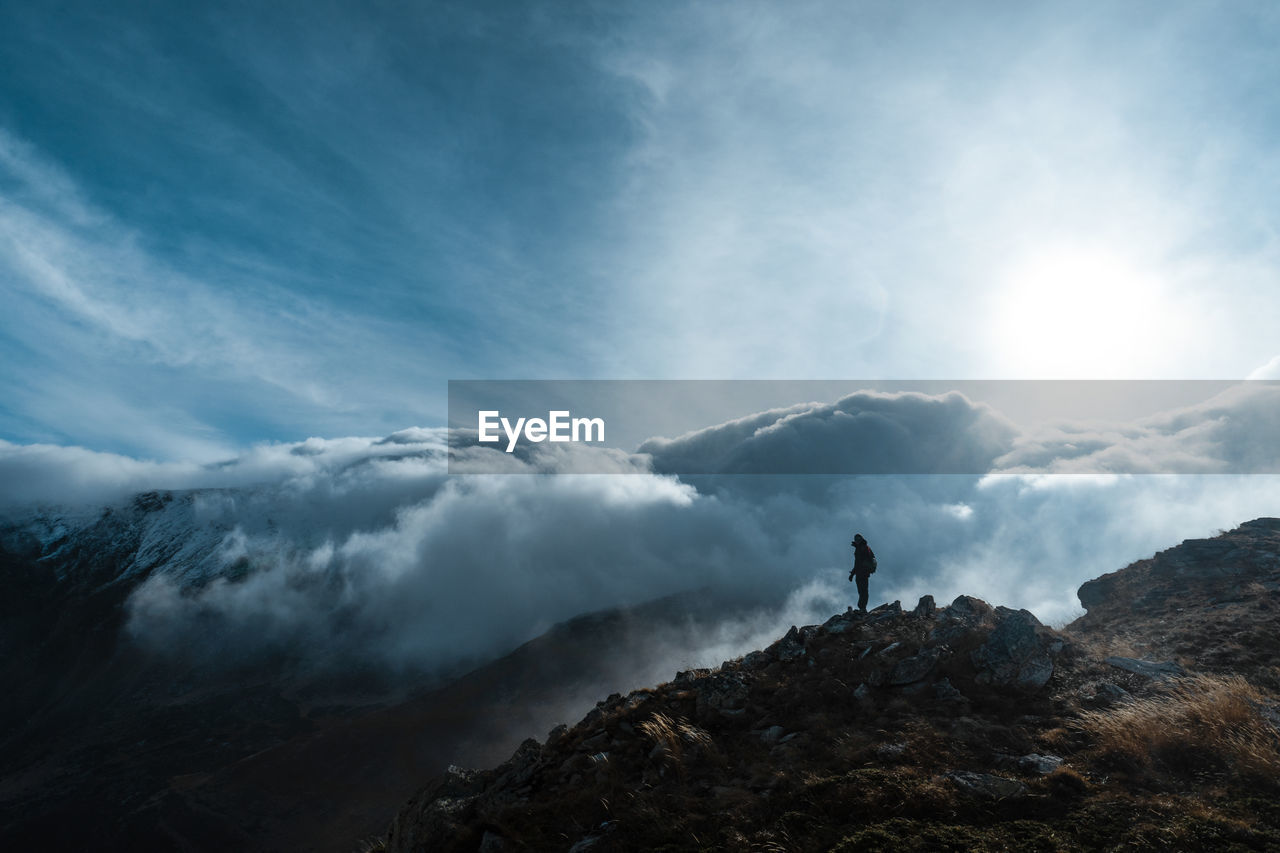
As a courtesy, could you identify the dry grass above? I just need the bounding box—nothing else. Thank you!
[637,711,715,767]
[1074,674,1280,782]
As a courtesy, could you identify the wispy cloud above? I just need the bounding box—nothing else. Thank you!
[0,127,448,457]
[4,1,1280,458]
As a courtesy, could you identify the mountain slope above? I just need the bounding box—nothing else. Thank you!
[0,490,760,852]
[381,520,1280,852]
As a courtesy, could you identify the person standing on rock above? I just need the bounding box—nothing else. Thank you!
[849,533,877,612]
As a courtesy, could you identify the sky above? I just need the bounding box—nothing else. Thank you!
[4,2,1280,681]
[4,0,1280,460]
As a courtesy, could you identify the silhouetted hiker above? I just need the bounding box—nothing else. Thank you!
[848,533,877,612]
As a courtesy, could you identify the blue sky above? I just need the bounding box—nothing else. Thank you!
[3,0,1280,461]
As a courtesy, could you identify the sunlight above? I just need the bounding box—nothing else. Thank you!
[990,247,1181,378]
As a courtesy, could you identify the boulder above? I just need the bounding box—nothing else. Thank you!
[929,595,994,643]
[971,607,1055,689]
[888,647,941,685]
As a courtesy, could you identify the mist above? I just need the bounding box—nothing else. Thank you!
[3,386,1279,684]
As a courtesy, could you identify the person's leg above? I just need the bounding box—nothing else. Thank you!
[856,574,869,611]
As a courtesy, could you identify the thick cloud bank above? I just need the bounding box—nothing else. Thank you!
[3,386,1280,680]
[638,391,1018,474]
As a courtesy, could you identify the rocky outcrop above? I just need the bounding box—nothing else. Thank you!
[1078,517,1280,615]
[383,593,1075,852]
[971,607,1061,689]
[379,523,1280,852]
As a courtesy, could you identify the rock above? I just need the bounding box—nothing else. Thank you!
[568,821,617,852]
[867,600,903,623]
[1076,573,1119,612]
[1091,682,1132,706]
[875,742,907,760]
[913,594,936,617]
[1256,701,1280,732]
[888,647,941,685]
[933,677,966,705]
[741,650,770,670]
[580,731,609,750]
[877,642,902,656]
[1104,656,1186,679]
[929,595,994,643]
[853,683,871,701]
[696,672,751,717]
[945,770,1028,800]
[823,611,859,634]
[1017,753,1064,775]
[766,626,806,661]
[546,724,568,745]
[386,765,489,852]
[439,765,486,797]
[947,595,994,622]
[971,607,1055,689]
[479,830,509,852]
[760,725,786,744]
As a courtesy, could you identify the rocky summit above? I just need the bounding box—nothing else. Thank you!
[379,520,1280,852]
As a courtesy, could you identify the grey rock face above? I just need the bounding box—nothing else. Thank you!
[970,607,1055,688]
[913,594,936,617]
[1105,656,1187,679]
[1017,753,1064,775]
[945,770,1028,800]
[766,626,806,661]
[888,647,941,685]
[696,671,751,717]
[933,677,967,706]
[929,594,995,643]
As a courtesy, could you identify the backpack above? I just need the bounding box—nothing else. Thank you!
[866,547,877,574]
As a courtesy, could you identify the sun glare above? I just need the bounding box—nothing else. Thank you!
[990,248,1179,378]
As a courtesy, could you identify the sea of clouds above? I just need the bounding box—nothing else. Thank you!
[3,385,1279,681]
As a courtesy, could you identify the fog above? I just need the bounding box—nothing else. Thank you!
[3,387,1278,681]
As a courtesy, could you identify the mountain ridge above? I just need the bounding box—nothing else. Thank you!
[379,519,1280,852]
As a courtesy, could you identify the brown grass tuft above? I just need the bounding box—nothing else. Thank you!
[638,711,715,768]
[1073,674,1280,782]
[1045,765,1089,797]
